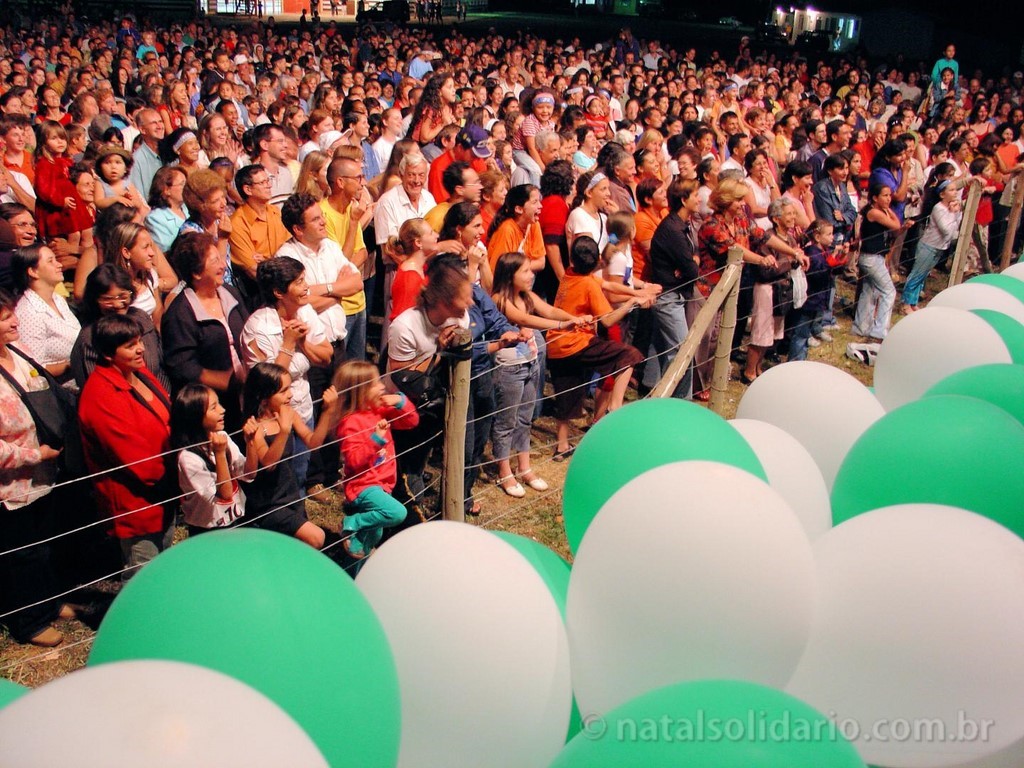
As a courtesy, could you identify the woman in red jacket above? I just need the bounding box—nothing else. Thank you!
[78,313,173,577]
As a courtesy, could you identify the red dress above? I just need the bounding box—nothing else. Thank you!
[78,365,173,539]
[33,155,76,240]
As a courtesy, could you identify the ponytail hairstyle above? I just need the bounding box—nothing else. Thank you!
[384,217,432,266]
[600,210,635,273]
[487,183,537,239]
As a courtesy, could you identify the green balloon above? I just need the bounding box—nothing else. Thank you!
[89,530,400,768]
[0,678,27,710]
[489,531,582,742]
[548,680,866,767]
[832,395,1024,537]
[970,273,1024,308]
[563,399,766,554]
[971,309,1024,364]
[925,364,1024,426]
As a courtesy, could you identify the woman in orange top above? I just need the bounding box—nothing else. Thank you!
[547,236,649,460]
[631,177,667,395]
[485,184,545,273]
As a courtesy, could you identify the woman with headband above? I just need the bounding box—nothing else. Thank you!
[566,170,612,251]
[160,128,205,176]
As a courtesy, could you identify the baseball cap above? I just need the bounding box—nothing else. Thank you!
[457,123,492,159]
[233,53,249,65]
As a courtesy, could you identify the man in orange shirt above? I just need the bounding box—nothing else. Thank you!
[229,164,291,309]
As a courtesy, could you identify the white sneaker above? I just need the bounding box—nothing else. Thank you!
[816,331,834,342]
[807,336,821,347]
[822,322,840,331]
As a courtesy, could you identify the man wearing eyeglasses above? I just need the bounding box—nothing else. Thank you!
[321,156,374,361]
[229,164,291,309]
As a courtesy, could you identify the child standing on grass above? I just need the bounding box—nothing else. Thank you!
[333,360,419,563]
[789,219,847,361]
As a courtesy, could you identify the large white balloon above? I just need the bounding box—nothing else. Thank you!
[786,504,1024,768]
[356,521,571,768]
[735,360,884,489]
[929,282,1024,326]
[0,660,328,767]
[1000,262,1024,282]
[730,418,832,540]
[566,461,816,718]
[873,306,1013,411]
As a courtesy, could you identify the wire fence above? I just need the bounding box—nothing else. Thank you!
[3,183,1023,640]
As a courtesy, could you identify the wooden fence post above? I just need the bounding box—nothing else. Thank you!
[1000,174,1024,271]
[442,350,471,523]
[650,246,743,402]
[709,247,744,416]
[948,180,983,288]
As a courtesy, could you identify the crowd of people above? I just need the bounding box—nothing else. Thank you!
[2,7,1023,648]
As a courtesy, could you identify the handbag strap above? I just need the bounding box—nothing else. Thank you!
[6,346,61,391]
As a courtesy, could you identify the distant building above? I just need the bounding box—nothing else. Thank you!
[770,5,861,52]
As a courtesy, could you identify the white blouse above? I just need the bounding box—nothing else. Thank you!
[240,304,326,424]
[14,290,81,369]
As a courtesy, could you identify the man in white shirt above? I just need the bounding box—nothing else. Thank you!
[374,153,436,247]
[253,123,295,207]
[276,192,363,491]
[374,153,436,331]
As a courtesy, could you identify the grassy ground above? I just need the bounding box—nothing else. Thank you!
[0,271,912,687]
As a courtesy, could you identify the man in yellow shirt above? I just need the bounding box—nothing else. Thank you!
[320,156,372,360]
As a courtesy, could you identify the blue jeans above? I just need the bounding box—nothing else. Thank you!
[788,308,822,361]
[343,486,407,556]
[652,291,693,399]
[492,358,540,461]
[820,284,837,325]
[345,309,367,361]
[287,415,314,490]
[852,253,896,339]
[902,241,943,307]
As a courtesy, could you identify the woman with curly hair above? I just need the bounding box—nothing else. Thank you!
[409,72,457,146]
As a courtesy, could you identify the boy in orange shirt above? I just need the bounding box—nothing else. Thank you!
[547,235,650,460]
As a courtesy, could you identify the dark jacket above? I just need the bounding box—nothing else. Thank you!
[161,285,248,429]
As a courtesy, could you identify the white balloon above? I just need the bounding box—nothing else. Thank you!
[786,504,1024,768]
[873,306,1013,412]
[731,418,832,541]
[948,738,1024,768]
[929,282,1024,326]
[999,262,1024,282]
[0,660,328,768]
[566,461,816,718]
[356,521,571,768]
[735,360,885,489]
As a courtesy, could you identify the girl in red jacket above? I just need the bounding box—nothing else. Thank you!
[33,121,78,241]
[333,360,419,563]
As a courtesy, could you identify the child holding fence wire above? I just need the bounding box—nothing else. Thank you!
[333,360,418,564]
